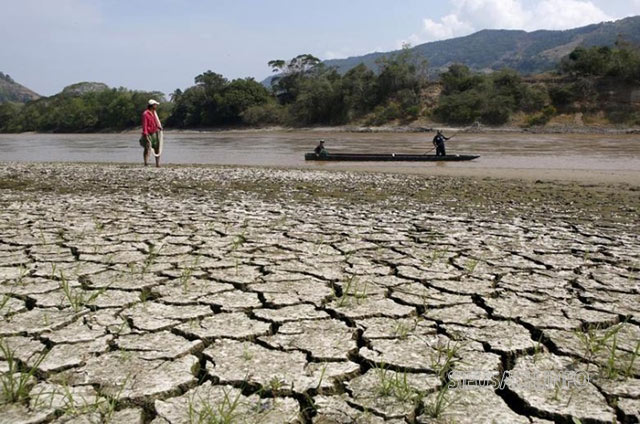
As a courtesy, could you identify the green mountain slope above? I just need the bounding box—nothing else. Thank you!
[0,72,40,103]
[323,15,640,76]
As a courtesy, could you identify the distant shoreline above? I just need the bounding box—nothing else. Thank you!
[5,123,640,136]
[116,124,640,136]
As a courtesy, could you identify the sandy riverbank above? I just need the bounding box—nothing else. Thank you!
[294,163,640,185]
[0,163,638,423]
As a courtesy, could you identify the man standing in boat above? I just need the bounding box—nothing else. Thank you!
[432,130,449,156]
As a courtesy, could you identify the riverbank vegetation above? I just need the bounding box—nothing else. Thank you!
[2,43,640,133]
[0,87,168,133]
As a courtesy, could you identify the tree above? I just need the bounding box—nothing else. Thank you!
[218,78,272,123]
[435,65,531,125]
[166,71,275,128]
[560,46,612,77]
[434,89,485,124]
[440,64,484,94]
[341,64,377,117]
[268,54,321,104]
[289,68,347,125]
[375,45,427,104]
[0,102,22,132]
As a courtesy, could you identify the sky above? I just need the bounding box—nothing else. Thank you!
[2,0,640,96]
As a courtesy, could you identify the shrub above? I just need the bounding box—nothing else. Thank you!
[404,105,420,120]
[481,95,514,125]
[527,105,556,126]
[605,106,638,124]
[365,103,402,126]
[242,103,286,126]
[382,102,401,121]
[549,85,575,108]
[434,89,484,124]
[520,85,549,113]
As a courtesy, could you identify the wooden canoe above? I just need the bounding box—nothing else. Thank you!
[305,153,480,161]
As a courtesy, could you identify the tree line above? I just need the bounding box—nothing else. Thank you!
[167,49,427,128]
[2,43,640,133]
[435,41,640,126]
[0,88,168,133]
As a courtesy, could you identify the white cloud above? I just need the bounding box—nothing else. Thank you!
[451,0,529,30]
[324,50,348,60]
[422,14,474,41]
[533,0,611,29]
[405,0,613,45]
[324,47,375,60]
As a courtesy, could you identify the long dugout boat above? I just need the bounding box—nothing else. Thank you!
[304,153,480,161]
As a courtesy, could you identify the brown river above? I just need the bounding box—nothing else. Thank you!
[1,131,639,180]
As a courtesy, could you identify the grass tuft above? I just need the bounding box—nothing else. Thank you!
[187,387,243,424]
[0,337,47,404]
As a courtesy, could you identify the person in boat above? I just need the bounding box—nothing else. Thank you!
[432,130,449,156]
[314,139,329,157]
[140,99,163,167]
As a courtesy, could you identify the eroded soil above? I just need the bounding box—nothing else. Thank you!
[0,163,638,423]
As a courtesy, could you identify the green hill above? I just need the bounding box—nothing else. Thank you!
[322,16,640,76]
[0,72,40,103]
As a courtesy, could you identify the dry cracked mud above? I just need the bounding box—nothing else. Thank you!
[0,162,638,423]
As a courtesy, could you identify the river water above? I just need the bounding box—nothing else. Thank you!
[1,131,639,173]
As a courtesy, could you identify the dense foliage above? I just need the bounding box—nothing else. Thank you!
[559,42,640,81]
[433,65,549,125]
[0,86,167,132]
[434,42,640,126]
[166,72,272,127]
[552,42,640,123]
[259,48,427,126]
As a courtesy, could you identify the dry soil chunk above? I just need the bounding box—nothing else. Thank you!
[416,386,529,424]
[347,369,439,419]
[507,353,616,423]
[260,319,356,360]
[61,352,198,402]
[176,312,271,340]
[155,382,301,423]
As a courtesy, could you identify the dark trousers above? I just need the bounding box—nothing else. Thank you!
[435,144,446,156]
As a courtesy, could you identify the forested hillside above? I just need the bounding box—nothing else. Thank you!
[323,16,640,76]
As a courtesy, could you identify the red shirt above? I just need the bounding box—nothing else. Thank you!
[141,109,159,135]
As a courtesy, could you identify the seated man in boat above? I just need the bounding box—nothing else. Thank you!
[432,130,449,156]
[314,139,329,157]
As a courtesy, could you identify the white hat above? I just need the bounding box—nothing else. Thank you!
[148,99,160,106]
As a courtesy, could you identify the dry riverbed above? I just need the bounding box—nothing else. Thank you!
[0,162,638,424]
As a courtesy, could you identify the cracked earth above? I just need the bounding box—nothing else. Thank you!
[0,163,638,424]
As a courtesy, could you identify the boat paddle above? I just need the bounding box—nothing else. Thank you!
[425,125,472,154]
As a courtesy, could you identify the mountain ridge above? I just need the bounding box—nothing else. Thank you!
[321,15,640,77]
[0,72,40,103]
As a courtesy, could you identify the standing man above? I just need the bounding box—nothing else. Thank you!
[140,99,163,167]
[432,130,449,156]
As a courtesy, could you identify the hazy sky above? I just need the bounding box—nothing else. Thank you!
[3,0,640,96]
